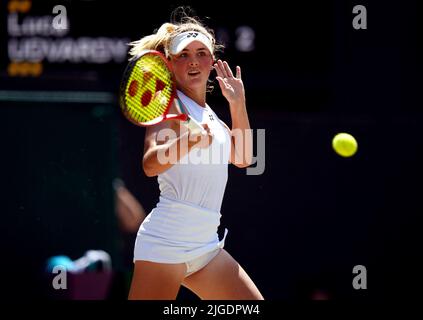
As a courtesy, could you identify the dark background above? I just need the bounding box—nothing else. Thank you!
[0,0,422,301]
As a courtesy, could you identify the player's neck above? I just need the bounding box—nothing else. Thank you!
[180,88,206,108]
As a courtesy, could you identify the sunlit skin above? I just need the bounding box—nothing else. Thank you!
[169,41,213,107]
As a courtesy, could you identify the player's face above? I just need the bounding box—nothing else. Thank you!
[170,41,213,92]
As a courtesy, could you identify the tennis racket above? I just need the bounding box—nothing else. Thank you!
[119,50,205,135]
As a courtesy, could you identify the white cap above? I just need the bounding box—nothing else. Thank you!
[168,31,213,56]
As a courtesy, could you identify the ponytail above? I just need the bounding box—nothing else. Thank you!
[128,23,176,58]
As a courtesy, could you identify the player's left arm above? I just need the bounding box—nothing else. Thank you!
[214,59,253,168]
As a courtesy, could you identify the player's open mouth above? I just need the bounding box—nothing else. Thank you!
[188,70,200,76]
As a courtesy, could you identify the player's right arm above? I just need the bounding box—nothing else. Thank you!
[142,102,212,177]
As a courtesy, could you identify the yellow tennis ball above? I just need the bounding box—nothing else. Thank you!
[332,133,358,157]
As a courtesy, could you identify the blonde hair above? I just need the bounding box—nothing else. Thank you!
[128,9,223,59]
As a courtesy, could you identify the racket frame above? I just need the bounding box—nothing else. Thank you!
[119,50,189,126]
[120,50,205,135]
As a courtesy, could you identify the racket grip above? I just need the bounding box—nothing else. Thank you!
[184,116,206,136]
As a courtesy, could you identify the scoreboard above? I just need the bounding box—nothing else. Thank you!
[1,0,332,101]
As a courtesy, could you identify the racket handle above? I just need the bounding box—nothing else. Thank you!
[164,113,189,121]
[184,115,206,136]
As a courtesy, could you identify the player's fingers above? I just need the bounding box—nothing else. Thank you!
[190,124,213,148]
[202,124,213,145]
[216,76,223,83]
[217,60,229,78]
[236,66,241,79]
[213,61,224,78]
[223,61,234,78]
[202,123,210,133]
[189,126,206,139]
[216,76,230,89]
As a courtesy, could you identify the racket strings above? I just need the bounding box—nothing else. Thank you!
[124,55,174,123]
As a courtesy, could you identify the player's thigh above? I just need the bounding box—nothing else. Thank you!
[129,260,187,300]
[182,249,264,300]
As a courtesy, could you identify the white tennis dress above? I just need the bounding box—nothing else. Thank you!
[133,90,230,263]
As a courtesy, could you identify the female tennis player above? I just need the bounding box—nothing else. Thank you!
[128,11,263,300]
